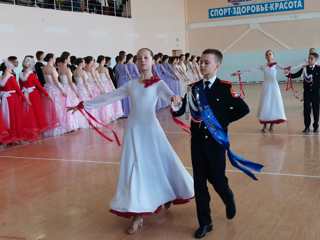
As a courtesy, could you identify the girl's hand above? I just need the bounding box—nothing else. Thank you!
[25,97,32,106]
[171,96,182,106]
[67,106,78,114]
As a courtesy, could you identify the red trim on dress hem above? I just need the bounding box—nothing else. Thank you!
[109,197,194,219]
[259,119,286,124]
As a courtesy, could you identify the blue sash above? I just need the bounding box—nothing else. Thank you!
[195,86,264,180]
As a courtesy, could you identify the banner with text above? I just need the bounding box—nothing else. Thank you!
[208,0,304,19]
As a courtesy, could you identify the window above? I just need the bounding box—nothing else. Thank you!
[0,0,131,18]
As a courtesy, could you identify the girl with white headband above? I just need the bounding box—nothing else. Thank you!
[19,57,58,135]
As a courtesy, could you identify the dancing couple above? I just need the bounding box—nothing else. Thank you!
[68,48,263,238]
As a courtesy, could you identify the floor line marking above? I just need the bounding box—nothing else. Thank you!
[0,236,26,240]
[165,131,320,137]
[1,155,320,179]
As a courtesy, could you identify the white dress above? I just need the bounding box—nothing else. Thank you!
[257,64,287,124]
[43,74,67,137]
[60,75,80,131]
[74,75,90,129]
[84,79,194,217]
[99,72,123,121]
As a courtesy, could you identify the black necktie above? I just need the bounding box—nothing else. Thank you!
[204,81,210,91]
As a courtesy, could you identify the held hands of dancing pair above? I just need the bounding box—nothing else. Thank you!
[171,96,182,107]
[67,96,183,115]
[67,102,83,114]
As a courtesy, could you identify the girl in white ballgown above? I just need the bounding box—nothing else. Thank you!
[58,57,80,132]
[83,57,105,125]
[257,50,287,132]
[69,48,194,234]
[43,53,68,137]
[73,58,91,129]
[96,55,123,121]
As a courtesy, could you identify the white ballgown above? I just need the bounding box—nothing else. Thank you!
[257,64,287,124]
[84,79,194,217]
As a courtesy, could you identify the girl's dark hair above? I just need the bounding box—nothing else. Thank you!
[168,56,175,64]
[265,49,273,57]
[0,62,6,72]
[75,58,84,66]
[97,55,106,64]
[55,57,63,65]
[133,55,137,63]
[61,51,71,59]
[60,56,69,63]
[179,54,185,60]
[118,55,126,63]
[154,54,161,62]
[126,54,134,64]
[190,55,196,62]
[70,55,77,65]
[105,56,111,63]
[137,48,154,58]
[157,52,163,58]
[44,53,54,62]
[119,50,126,57]
[162,55,169,62]
[84,56,93,64]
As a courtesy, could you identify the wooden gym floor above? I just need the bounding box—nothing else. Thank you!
[0,83,319,240]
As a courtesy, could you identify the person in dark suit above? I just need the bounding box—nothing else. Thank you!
[105,56,117,88]
[172,49,250,239]
[287,52,320,133]
[35,51,46,86]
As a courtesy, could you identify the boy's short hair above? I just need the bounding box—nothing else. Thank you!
[309,52,319,59]
[36,51,44,60]
[202,49,223,64]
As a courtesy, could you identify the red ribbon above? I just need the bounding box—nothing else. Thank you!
[142,76,160,88]
[75,102,121,146]
[231,71,245,97]
[284,67,303,102]
[170,110,191,134]
[285,66,294,91]
[267,62,277,68]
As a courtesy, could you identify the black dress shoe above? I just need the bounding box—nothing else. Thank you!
[226,198,236,219]
[314,127,319,133]
[302,128,310,133]
[194,224,213,239]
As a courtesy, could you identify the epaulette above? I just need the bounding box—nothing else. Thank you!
[221,79,241,98]
[187,80,201,87]
[220,80,232,86]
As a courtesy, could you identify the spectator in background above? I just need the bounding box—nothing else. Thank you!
[35,51,46,86]
[73,0,81,11]
[119,50,126,58]
[70,55,77,73]
[105,56,116,88]
[43,0,55,9]
[88,0,102,14]
[112,55,120,73]
[8,56,19,77]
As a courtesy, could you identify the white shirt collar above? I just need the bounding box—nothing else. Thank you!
[310,64,316,69]
[203,75,217,89]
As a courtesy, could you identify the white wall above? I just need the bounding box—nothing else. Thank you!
[0,0,186,60]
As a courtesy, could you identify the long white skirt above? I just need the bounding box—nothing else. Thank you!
[257,80,287,124]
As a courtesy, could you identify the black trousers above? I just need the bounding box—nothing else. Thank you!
[191,135,234,227]
[304,91,320,129]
